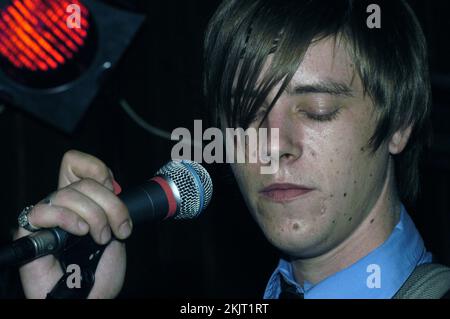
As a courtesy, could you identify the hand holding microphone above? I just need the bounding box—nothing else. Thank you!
[7,150,212,299]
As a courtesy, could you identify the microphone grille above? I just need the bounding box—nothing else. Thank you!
[156,160,213,219]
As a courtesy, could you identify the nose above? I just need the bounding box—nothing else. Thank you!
[261,100,303,166]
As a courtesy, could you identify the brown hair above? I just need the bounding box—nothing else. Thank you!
[204,0,432,203]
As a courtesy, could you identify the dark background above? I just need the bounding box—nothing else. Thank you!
[0,0,449,298]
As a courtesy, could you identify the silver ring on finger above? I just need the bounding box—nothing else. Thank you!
[18,205,41,232]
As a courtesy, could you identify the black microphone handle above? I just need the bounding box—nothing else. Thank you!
[0,229,67,268]
[0,236,35,268]
[119,178,174,224]
[0,178,175,268]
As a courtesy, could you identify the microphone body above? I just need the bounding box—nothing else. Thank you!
[0,160,212,268]
[120,177,178,224]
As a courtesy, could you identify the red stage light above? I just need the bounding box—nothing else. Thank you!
[0,0,90,72]
[0,0,145,132]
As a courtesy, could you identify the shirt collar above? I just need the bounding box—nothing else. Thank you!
[264,204,432,299]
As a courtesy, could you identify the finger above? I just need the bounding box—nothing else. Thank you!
[18,203,90,237]
[59,150,114,191]
[68,178,132,240]
[50,185,111,244]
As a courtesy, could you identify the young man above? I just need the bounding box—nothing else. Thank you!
[202,0,443,298]
[14,0,447,299]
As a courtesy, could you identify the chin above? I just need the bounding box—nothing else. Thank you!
[255,208,338,257]
[258,220,317,256]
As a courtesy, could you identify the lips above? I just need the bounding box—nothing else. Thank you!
[259,183,314,202]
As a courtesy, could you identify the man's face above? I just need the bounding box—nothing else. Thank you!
[230,37,391,259]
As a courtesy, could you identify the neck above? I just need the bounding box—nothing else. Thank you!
[291,158,401,285]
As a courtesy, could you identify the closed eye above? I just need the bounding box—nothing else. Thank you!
[305,108,341,122]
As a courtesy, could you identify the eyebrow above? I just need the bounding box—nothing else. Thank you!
[231,80,354,100]
[286,80,354,97]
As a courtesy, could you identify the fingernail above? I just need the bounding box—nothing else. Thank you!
[78,220,89,233]
[119,220,132,238]
[101,226,111,244]
[112,179,122,195]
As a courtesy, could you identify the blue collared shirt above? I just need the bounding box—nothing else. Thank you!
[264,205,432,299]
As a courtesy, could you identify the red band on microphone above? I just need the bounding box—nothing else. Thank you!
[151,176,177,219]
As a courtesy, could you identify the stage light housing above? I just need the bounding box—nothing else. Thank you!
[0,0,145,132]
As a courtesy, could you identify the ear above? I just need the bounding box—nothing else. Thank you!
[389,125,413,155]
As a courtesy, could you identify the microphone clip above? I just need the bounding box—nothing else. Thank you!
[46,234,106,299]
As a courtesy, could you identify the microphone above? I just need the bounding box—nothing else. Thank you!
[0,160,213,268]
